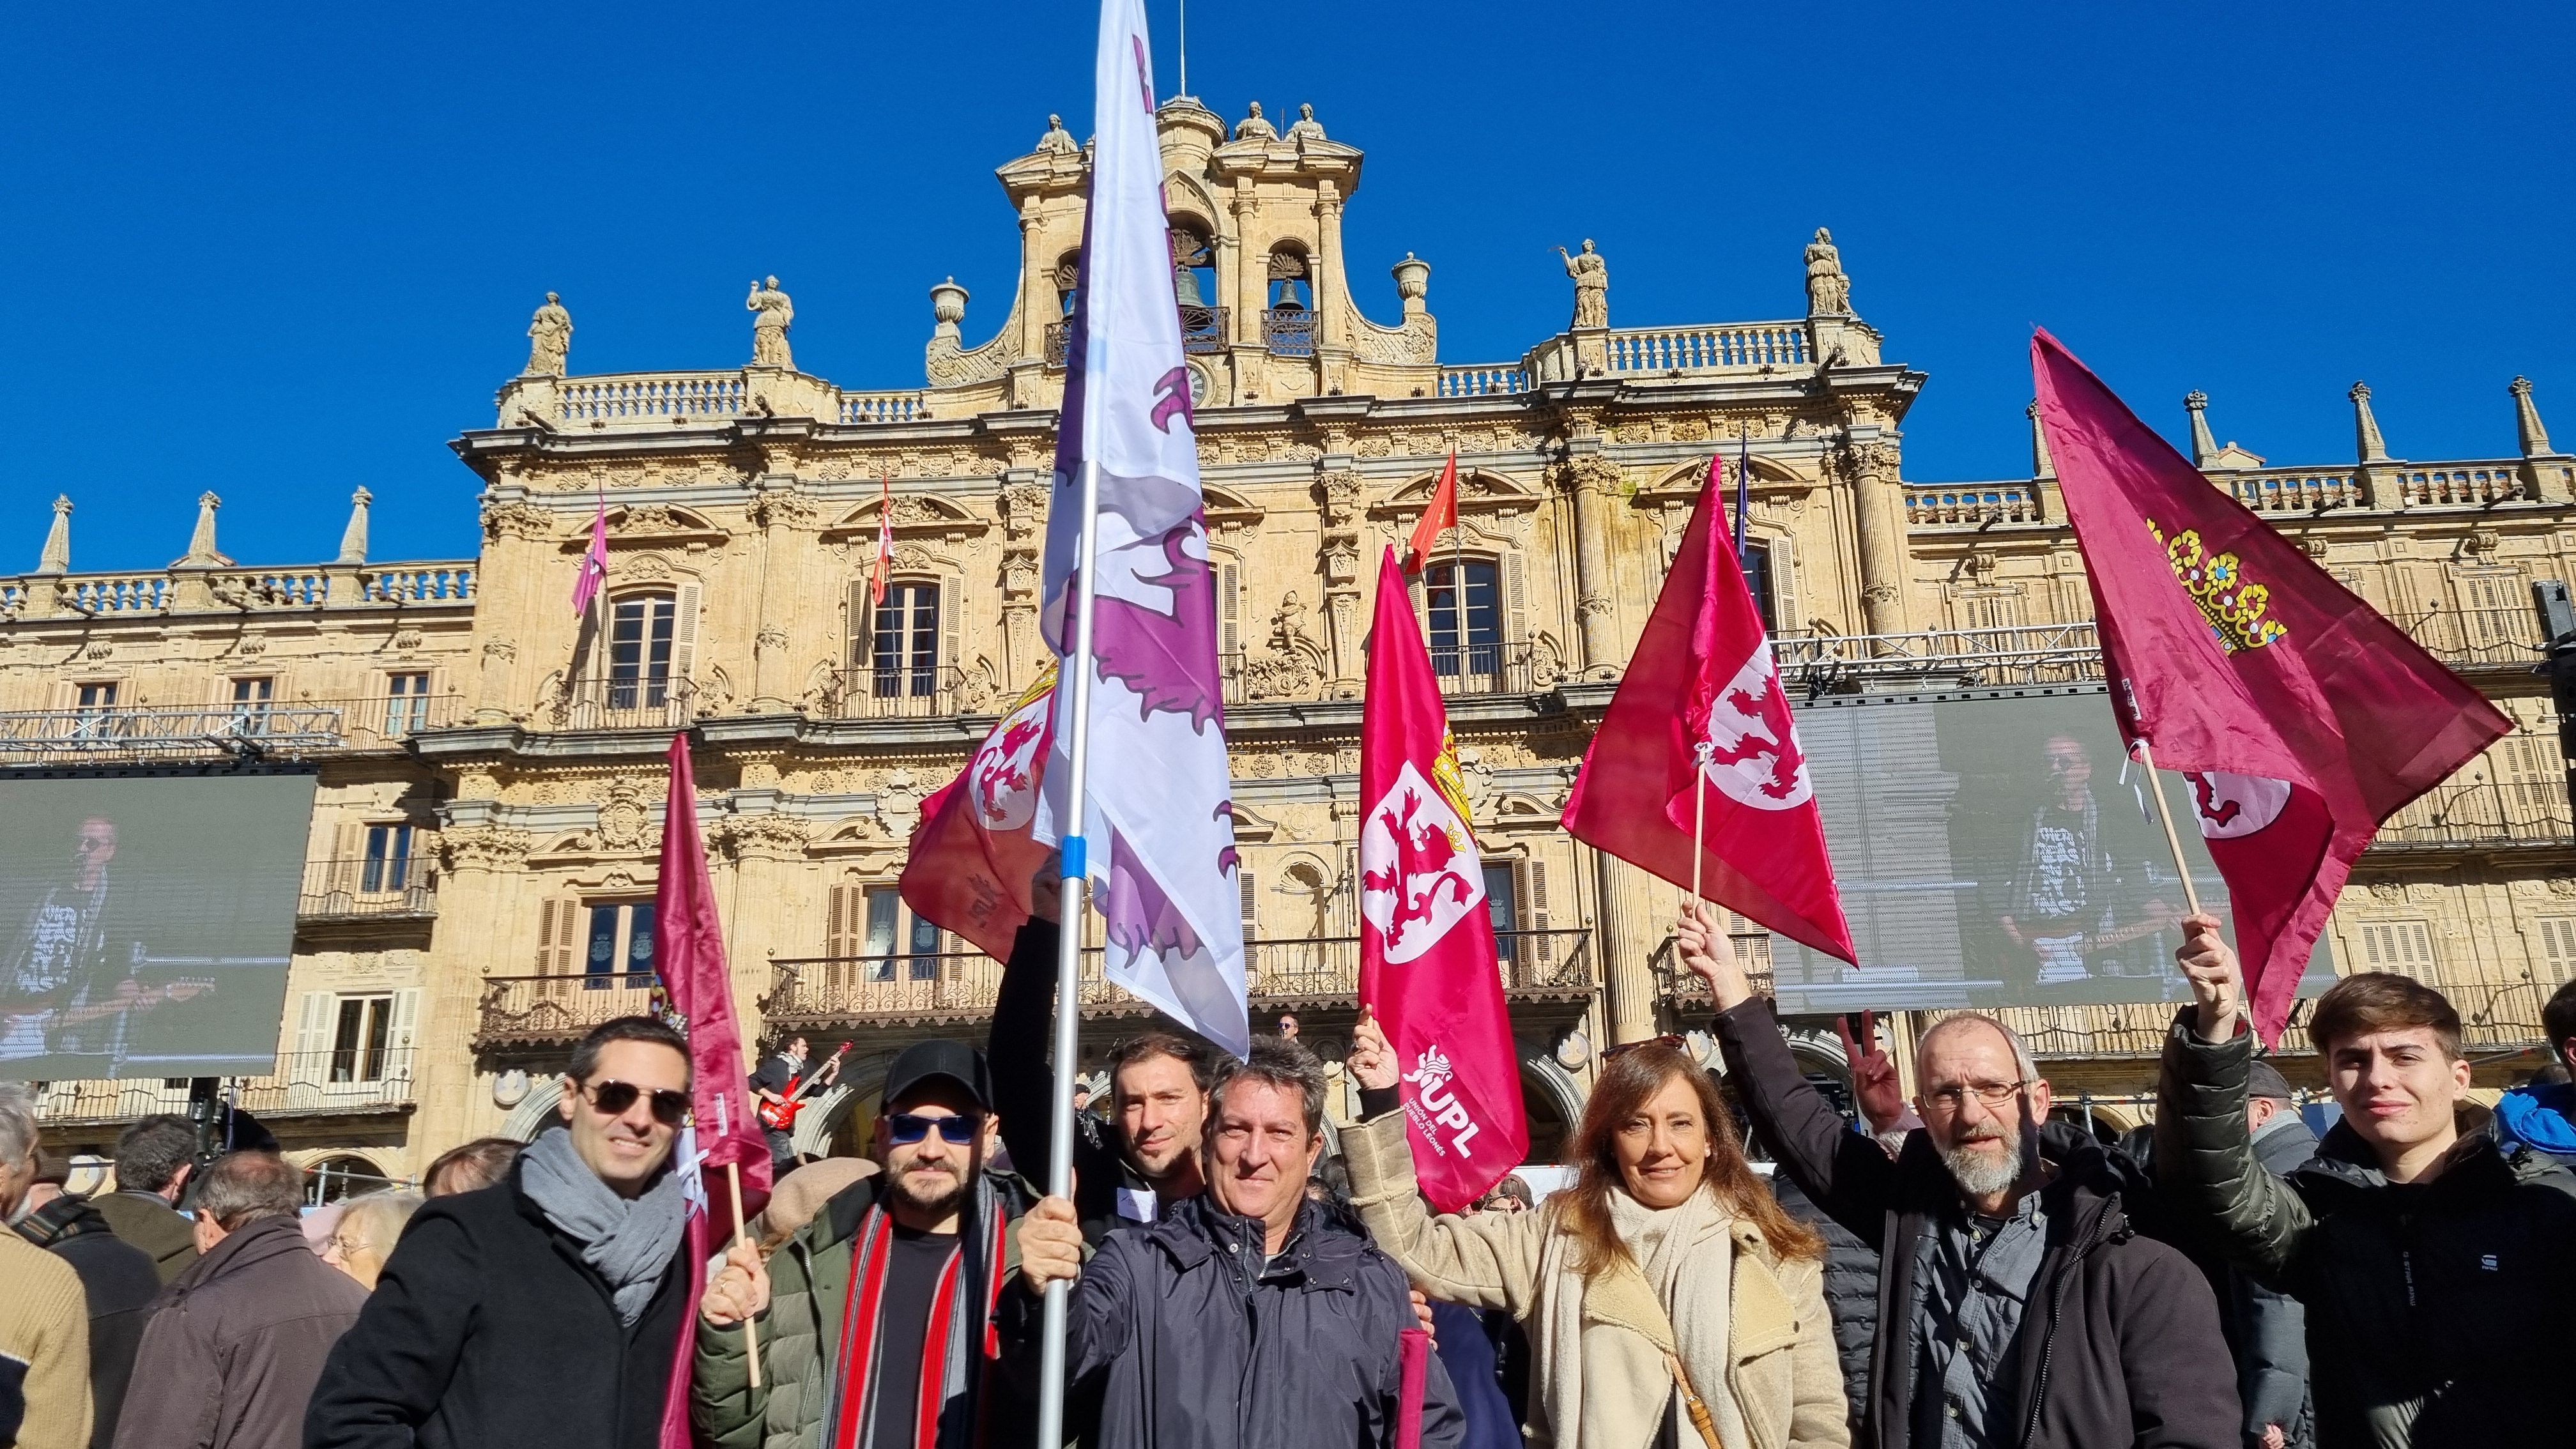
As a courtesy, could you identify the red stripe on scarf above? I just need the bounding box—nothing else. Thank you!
[912,1250,965,1449]
[831,1213,894,1449]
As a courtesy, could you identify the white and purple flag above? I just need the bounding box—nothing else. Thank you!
[1034,0,1248,1058]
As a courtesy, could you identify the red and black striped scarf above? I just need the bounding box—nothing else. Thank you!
[824,1203,1009,1449]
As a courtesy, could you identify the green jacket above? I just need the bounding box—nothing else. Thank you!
[693,1170,1027,1449]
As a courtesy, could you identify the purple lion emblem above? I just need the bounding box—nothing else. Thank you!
[1091,516,1227,735]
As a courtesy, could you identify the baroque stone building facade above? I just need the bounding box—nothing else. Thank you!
[8,100,2571,1186]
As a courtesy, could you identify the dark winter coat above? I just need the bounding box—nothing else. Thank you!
[2156,1013,2576,1449]
[1767,1171,1878,1442]
[111,1213,368,1449]
[990,919,1165,1245]
[303,1158,689,1449]
[1714,997,2239,1449]
[1428,1300,1519,1449]
[1004,1193,1466,1449]
[90,1191,198,1285]
[15,1195,160,1449]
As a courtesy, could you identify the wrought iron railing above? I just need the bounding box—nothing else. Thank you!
[549,675,696,732]
[826,664,969,719]
[2377,781,2575,848]
[1261,308,1315,357]
[475,975,664,1048]
[298,857,436,920]
[1770,624,2108,691]
[1045,307,1230,369]
[0,693,464,762]
[27,1048,417,1124]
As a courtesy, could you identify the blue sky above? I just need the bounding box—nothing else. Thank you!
[5,2,2568,571]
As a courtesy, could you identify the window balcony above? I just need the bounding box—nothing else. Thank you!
[1259,307,1315,358]
[0,693,464,764]
[544,675,696,732]
[298,857,438,921]
[824,664,970,720]
[26,1048,417,1126]
[473,973,663,1050]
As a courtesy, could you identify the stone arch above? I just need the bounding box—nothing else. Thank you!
[299,1151,397,1204]
[502,1077,568,1141]
[1520,1054,1586,1163]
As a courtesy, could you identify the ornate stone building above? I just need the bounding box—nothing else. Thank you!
[8,99,2570,1186]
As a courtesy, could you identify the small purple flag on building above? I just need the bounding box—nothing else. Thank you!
[572,493,610,617]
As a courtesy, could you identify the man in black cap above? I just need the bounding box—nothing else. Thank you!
[693,1038,1027,1449]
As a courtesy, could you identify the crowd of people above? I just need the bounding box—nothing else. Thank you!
[2,909,2572,1449]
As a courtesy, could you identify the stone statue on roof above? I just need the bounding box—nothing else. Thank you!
[1036,113,1079,156]
[1805,227,1852,317]
[525,292,572,378]
[1233,102,1276,142]
[1285,103,1326,142]
[747,276,795,369]
[1557,239,1608,330]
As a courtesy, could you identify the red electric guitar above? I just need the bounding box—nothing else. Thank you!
[755,1041,850,1132]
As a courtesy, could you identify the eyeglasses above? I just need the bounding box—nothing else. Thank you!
[885,1112,984,1146]
[1602,1034,1687,1061]
[1922,1081,2030,1110]
[582,1080,691,1126]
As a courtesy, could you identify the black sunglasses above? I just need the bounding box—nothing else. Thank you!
[582,1080,690,1126]
[885,1111,984,1146]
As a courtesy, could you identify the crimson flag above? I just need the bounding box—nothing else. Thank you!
[1562,458,1856,963]
[900,666,1059,961]
[1358,546,1526,1211]
[871,472,894,607]
[1403,455,1460,575]
[2033,329,2510,1041]
[650,732,771,1449]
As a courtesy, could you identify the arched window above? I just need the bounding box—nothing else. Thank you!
[1054,252,1082,318]
[1422,558,1502,688]
[1169,224,1215,310]
[870,581,942,698]
[1263,247,1314,357]
[606,590,677,709]
[302,1153,397,1206]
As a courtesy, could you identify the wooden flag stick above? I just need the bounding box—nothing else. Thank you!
[2129,738,2205,919]
[1689,740,1713,906]
[716,1092,762,1389]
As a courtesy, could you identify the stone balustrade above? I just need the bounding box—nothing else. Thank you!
[838,391,930,425]
[52,574,175,615]
[1437,364,1528,397]
[1902,484,2044,527]
[1605,323,1811,374]
[555,372,747,423]
[365,565,477,602]
[0,563,473,618]
[2398,463,2525,507]
[2230,470,2361,513]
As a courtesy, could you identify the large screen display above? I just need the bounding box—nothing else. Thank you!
[1765,687,2337,1015]
[0,772,316,1079]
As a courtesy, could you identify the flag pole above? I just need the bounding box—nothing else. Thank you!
[715,1092,760,1388]
[1036,452,1103,1449]
[1690,742,1710,904]
[2129,737,2206,918]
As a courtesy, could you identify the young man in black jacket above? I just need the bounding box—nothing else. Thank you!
[2158,914,2576,1449]
[305,1016,696,1449]
[1682,905,2238,1449]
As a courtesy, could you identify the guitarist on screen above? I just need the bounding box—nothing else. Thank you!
[0,815,205,1067]
[747,1034,843,1174]
[1996,734,2181,992]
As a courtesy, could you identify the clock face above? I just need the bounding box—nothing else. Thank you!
[1187,362,1213,406]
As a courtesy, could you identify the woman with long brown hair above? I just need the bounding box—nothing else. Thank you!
[1344,1013,1847,1449]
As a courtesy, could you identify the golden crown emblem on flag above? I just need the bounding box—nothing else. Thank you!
[2145,519,2289,654]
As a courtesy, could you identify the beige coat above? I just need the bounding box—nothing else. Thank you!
[1344,1112,1848,1449]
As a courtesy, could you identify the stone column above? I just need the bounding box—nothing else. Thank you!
[2184,391,2220,468]
[1841,442,1911,644]
[2350,381,2404,510]
[746,479,817,712]
[1563,454,1623,674]
[1318,469,1365,687]
[416,825,535,1159]
[1591,848,1663,1045]
[999,474,1047,684]
[2511,376,2572,503]
[714,813,811,1036]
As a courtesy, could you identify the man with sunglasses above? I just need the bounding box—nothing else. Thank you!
[693,1038,1027,1449]
[1682,905,2236,1449]
[307,1016,696,1449]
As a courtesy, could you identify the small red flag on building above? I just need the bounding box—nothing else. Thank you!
[2032,329,2511,1041]
[871,472,895,608]
[1358,546,1526,1212]
[1562,459,1857,963]
[1403,455,1460,574]
[900,666,1059,962]
[649,732,771,1448]
[571,492,610,618]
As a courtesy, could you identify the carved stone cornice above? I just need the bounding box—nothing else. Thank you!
[710,813,814,863]
[439,825,535,873]
[481,500,555,542]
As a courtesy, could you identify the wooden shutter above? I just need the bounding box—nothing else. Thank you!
[328,822,362,900]
[848,580,873,667]
[2361,921,2437,970]
[1238,866,1258,943]
[535,898,579,997]
[2536,918,2576,969]
[825,882,865,991]
[294,991,334,1058]
[1522,858,1552,965]
[1503,553,1530,648]
[389,988,420,1052]
[1770,541,1799,635]
[939,577,962,691]
[672,583,702,690]
[1220,562,1241,658]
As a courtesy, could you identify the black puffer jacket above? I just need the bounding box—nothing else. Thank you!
[2157,1013,2576,1449]
[1765,1172,1876,1440]
[1004,1194,1465,1449]
[1716,998,2238,1449]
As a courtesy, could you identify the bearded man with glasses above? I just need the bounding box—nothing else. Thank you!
[307,1015,697,1449]
[1680,904,2238,1449]
[692,1038,1029,1449]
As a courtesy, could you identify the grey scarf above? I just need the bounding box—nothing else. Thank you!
[519,1128,689,1325]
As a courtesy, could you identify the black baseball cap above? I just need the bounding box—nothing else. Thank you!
[2246,1061,2296,1102]
[884,1039,993,1113]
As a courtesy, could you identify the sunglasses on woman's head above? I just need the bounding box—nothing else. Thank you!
[582,1080,690,1126]
[884,1111,984,1146]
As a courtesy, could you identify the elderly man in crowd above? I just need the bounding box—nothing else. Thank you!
[1011,1036,1464,1449]
[0,1086,94,1449]
[1684,903,2237,1449]
[307,1016,695,1449]
[10,1137,157,1449]
[112,1151,366,1449]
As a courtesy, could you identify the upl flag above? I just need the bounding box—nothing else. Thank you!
[901,666,1059,962]
[648,733,770,1449]
[1032,0,1247,1058]
[1563,457,1857,963]
[1359,546,1526,1211]
[2033,330,2510,1041]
